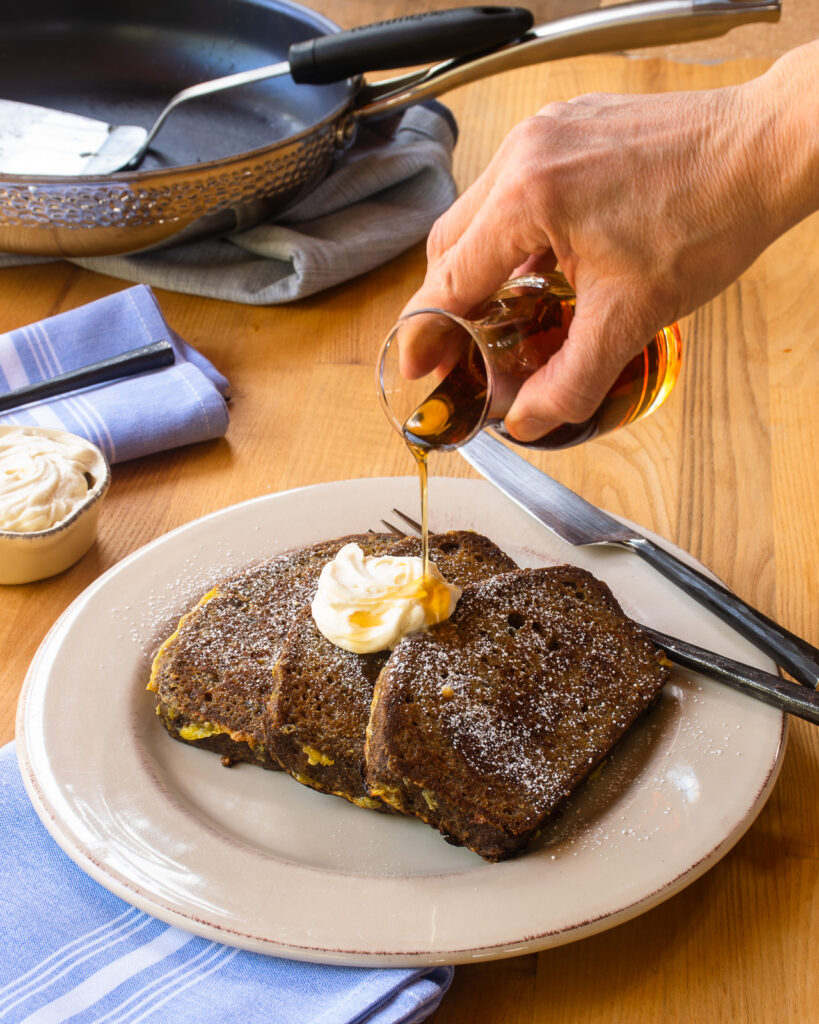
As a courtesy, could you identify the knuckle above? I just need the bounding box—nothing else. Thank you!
[425,216,449,260]
[501,114,552,160]
[496,127,555,205]
[429,246,468,302]
[503,114,579,216]
[532,99,573,120]
[566,91,609,108]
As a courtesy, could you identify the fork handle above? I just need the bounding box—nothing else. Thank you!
[641,625,819,725]
[624,537,819,689]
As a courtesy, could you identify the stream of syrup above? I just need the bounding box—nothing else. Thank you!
[401,348,487,577]
[405,439,430,577]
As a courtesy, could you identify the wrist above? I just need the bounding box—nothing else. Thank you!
[741,42,819,241]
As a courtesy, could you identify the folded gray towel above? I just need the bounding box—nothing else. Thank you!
[0,104,457,305]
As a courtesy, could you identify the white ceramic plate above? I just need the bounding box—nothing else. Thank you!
[17,477,786,966]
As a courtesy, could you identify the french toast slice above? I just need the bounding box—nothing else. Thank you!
[365,566,670,860]
[147,534,395,769]
[265,531,518,808]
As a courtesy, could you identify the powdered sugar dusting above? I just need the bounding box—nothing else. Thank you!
[369,566,670,854]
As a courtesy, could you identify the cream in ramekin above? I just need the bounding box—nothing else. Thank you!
[0,426,110,584]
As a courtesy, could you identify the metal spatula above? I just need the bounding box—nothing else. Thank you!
[0,6,533,177]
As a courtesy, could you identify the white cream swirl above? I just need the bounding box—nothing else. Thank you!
[311,542,461,654]
[0,428,99,533]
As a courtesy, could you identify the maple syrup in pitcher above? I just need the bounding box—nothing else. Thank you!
[377,271,682,572]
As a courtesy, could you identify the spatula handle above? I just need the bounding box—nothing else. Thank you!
[626,537,819,689]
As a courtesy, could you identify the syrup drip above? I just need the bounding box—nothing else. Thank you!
[406,440,430,578]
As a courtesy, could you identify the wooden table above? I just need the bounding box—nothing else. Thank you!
[1,12,817,1023]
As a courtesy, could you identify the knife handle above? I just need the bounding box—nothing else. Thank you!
[626,537,819,690]
[0,341,175,412]
[641,624,819,726]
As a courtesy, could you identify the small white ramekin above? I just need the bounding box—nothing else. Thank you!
[0,426,111,585]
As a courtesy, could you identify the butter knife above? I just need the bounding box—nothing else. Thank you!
[460,431,819,690]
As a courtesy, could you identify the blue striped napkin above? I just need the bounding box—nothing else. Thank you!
[0,285,229,464]
[0,743,453,1024]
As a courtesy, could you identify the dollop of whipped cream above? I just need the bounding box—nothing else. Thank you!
[311,542,461,654]
[0,428,99,532]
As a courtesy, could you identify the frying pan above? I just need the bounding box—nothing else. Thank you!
[0,0,780,258]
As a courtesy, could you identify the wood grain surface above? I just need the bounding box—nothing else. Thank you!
[1,5,816,1021]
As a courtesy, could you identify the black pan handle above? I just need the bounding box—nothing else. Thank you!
[288,6,534,85]
[625,537,819,690]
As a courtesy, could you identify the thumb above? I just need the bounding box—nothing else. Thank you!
[503,288,652,442]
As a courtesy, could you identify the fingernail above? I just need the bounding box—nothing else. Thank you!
[509,417,556,442]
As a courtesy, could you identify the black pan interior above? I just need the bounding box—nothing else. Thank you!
[0,0,352,170]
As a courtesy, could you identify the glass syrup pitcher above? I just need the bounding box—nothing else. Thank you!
[377,271,682,452]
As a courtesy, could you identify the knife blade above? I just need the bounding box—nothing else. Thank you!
[460,431,819,689]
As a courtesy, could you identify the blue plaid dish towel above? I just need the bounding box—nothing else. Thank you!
[0,285,229,464]
[0,103,458,306]
[0,743,453,1024]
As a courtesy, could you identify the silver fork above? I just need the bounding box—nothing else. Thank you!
[377,508,426,537]
[376,508,819,725]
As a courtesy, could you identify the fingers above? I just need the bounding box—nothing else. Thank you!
[395,175,504,379]
[405,195,532,318]
[503,287,653,442]
[403,118,562,315]
[396,200,530,379]
[394,312,470,382]
[399,178,498,318]
[397,119,563,379]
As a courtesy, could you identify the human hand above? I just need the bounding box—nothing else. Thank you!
[400,44,818,442]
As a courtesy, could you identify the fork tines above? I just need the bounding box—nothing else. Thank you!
[369,510,424,538]
[379,520,407,537]
[390,508,424,535]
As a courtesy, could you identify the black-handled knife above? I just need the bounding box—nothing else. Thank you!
[0,340,175,412]
[460,431,819,690]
